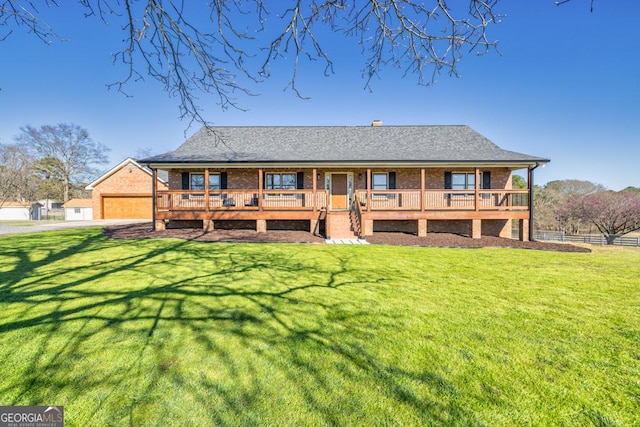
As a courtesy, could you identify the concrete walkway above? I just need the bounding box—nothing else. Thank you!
[325,238,369,245]
[0,219,148,235]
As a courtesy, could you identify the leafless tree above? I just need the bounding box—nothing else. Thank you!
[534,179,605,232]
[559,191,640,244]
[15,124,109,202]
[1,1,507,127]
[0,142,35,206]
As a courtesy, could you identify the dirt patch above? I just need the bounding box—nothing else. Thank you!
[103,222,590,252]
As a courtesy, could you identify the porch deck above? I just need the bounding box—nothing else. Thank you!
[155,188,529,219]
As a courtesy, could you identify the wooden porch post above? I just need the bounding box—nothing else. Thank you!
[258,168,263,211]
[474,167,480,212]
[204,168,210,213]
[312,167,317,212]
[519,219,530,242]
[366,168,371,212]
[420,168,425,212]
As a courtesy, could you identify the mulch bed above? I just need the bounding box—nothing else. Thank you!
[103,222,326,244]
[366,232,591,252]
[103,222,591,253]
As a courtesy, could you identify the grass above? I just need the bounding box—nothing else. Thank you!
[0,228,638,426]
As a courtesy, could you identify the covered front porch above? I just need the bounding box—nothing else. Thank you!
[150,166,536,241]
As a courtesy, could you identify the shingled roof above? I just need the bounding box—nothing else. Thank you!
[142,125,549,165]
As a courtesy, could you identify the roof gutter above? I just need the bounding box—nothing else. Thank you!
[143,159,550,170]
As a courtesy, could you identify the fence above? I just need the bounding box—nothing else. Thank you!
[39,208,65,221]
[534,230,640,247]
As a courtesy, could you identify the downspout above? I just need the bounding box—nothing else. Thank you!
[528,163,540,242]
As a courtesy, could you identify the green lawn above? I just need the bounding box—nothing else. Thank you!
[0,229,638,426]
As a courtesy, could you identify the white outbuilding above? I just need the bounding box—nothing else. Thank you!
[63,199,94,221]
[0,202,42,220]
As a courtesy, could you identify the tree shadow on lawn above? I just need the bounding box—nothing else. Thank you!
[0,231,480,425]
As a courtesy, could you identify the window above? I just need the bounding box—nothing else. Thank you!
[451,172,482,190]
[209,174,221,190]
[266,173,296,190]
[74,208,81,214]
[190,173,221,190]
[190,173,204,190]
[372,173,388,190]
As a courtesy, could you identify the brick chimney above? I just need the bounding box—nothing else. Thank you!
[371,120,383,127]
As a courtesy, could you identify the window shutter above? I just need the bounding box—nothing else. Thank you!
[388,172,396,190]
[483,171,491,190]
[263,172,267,189]
[444,172,452,189]
[220,172,228,189]
[181,172,190,190]
[296,172,304,189]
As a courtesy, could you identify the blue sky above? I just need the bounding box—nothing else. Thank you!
[1,1,638,190]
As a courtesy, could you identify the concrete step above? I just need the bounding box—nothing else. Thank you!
[326,239,369,245]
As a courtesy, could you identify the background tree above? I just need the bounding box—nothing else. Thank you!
[534,179,605,232]
[16,124,109,202]
[621,186,640,193]
[545,179,605,197]
[512,174,527,189]
[559,191,640,244]
[0,142,36,206]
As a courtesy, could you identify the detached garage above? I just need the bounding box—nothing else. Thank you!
[102,195,151,219]
[86,158,168,220]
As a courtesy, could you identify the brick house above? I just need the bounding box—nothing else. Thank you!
[86,158,168,220]
[140,124,549,240]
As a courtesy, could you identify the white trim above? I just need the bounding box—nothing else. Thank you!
[326,172,354,211]
[145,161,544,170]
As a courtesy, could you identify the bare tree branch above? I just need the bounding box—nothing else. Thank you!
[0,0,59,42]
[2,1,590,129]
[555,0,594,13]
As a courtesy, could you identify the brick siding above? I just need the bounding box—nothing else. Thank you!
[91,163,167,219]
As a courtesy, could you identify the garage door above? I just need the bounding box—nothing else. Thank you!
[102,196,152,219]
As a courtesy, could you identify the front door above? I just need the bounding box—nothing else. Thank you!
[330,173,348,210]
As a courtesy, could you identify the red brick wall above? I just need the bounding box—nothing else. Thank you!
[373,220,418,234]
[483,219,512,238]
[168,167,514,190]
[428,220,472,236]
[91,163,167,219]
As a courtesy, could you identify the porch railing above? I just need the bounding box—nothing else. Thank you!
[156,190,328,211]
[355,189,529,211]
[156,188,528,212]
